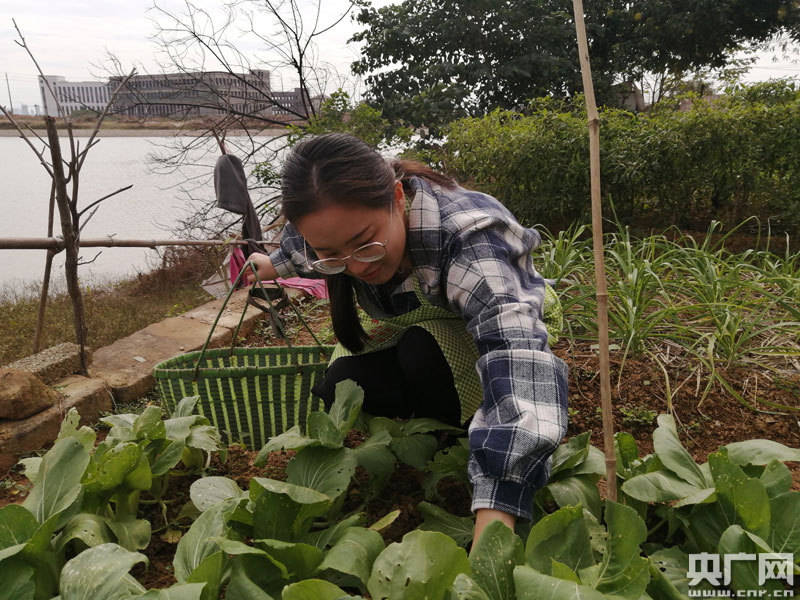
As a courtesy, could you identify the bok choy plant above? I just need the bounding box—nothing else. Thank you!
[0,400,221,599]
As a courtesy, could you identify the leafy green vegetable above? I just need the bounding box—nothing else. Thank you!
[368,530,471,600]
[226,558,277,600]
[54,513,114,553]
[189,477,246,512]
[316,527,384,590]
[768,491,800,554]
[525,505,595,574]
[722,439,800,466]
[254,539,323,582]
[0,558,35,600]
[250,478,331,542]
[23,437,89,526]
[286,447,356,500]
[447,573,491,600]
[652,414,708,488]
[514,565,606,600]
[351,430,395,498]
[58,543,147,599]
[708,449,771,539]
[136,583,206,600]
[718,525,784,595]
[585,501,650,599]
[174,498,239,582]
[281,579,350,600]
[417,502,474,548]
[423,440,470,501]
[468,521,523,600]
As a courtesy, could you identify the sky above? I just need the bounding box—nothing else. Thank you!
[1,0,388,110]
[2,0,800,111]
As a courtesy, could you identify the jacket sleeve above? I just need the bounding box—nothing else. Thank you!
[444,214,569,520]
[266,222,325,279]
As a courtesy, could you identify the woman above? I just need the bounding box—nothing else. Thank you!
[247,133,568,544]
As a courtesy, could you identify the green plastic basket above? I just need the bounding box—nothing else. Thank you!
[153,264,334,449]
[154,345,334,449]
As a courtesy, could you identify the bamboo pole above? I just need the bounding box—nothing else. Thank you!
[0,238,278,250]
[33,181,57,353]
[571,0,617,501]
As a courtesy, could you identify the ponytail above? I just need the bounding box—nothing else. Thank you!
[390,159,457,190]
[327,274,369,353]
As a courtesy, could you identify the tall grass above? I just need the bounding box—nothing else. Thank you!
[0,245,225,366]
[536,220,800,412]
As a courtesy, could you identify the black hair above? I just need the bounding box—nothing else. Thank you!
[281,133,455,352]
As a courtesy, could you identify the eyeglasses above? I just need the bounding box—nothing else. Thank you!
[304,205,393,275]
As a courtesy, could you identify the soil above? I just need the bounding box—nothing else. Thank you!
[555,342,800,486]
[2,289,798,590]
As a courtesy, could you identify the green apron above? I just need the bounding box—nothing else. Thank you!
[329,278,563,425]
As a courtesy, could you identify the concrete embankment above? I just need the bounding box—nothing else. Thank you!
[0,288,266,471]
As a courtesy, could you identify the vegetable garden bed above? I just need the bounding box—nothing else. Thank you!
[1,227,798,598]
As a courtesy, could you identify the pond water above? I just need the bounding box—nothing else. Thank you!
[0,133,278,295]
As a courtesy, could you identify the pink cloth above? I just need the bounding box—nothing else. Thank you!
[230,246,329,300]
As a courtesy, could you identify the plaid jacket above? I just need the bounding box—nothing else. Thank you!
[268,176,569,519]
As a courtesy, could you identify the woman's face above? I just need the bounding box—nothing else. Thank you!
[294,181,407,285]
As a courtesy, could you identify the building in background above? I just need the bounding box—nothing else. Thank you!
[38,75,111,117]
[38,70,322,120]
[108,70,274,118]
[270,87,323,118]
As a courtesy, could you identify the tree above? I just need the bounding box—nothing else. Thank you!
[351,0,800,129]
[351,1,583,129]
[293,89,412,147]
[141,0,362,126]
[105,0,365,241]
[1,20,135,370]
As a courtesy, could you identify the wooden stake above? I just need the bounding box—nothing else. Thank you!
[33,180,57,353]
[571,0,617,501]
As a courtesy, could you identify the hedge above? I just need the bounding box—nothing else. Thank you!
[440,83,800,234]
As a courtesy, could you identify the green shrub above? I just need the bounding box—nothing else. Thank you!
[441,83,800,235]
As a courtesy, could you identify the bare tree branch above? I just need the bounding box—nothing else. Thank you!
[78,184,135,218]
[9,21,135,373]
[78,207,100,234]
[21,121,50,149]
[12,18,66,119]
[77,251,103,266]
[76,69,137,171]
[0,105,55,177]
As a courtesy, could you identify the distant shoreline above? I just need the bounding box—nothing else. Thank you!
[0,128,288,138]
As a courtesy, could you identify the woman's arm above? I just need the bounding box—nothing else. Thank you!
[473,508,516,549]
[245,221,326,283]
[439,191,569,525]
[245,252,279,283]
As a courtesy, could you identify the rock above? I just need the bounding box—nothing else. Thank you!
[0,375,111,472]
[0,369,61,420]
[4,342,91,385]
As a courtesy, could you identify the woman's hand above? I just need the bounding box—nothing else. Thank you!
[472,508,516,551]
[245,252,278,284]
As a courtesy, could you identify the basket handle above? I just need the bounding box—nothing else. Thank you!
[243,274,331,355]
[244,292,293,350]
[192,261,329,378]
[254,278,330,352]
